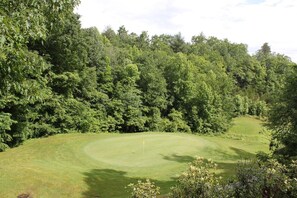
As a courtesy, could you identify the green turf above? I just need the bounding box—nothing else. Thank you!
[0,116,270,197]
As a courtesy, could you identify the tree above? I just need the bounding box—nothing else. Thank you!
[0,0,80,150]
[169,33,188,53]
[0,113,16,151]
[256,42,271,59]
[110,64,145,132]
[137,31,150,49]
[82,27,105,68]
[269,66,297,158]
[102,26,119,46]
[136,51,169,131]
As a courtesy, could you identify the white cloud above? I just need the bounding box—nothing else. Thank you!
[76,0,297,62]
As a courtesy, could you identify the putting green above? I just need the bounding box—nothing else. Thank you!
[84,133,217,167]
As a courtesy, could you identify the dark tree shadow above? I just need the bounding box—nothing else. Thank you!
[161,147,256,182]
[229,146,255,159]
[201,146,256,161]
[216,161,239,180]
[162,154,195,163]
[216,147,257,180]
[82,169,130,198]
[82,169,175,198]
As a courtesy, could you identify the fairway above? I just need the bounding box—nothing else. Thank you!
[0,117,269,198]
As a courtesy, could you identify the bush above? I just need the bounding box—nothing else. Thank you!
[126,158,297,198]
[170,158,297,198]
[127,179,160,198]
[170,157,221,198]
[230,160,290,198]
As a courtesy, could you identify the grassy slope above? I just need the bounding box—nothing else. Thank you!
[0,116,269,198]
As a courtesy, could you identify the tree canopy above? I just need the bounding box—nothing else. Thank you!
[269,66,297,159]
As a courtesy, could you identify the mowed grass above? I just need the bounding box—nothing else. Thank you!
[0,116,270,198]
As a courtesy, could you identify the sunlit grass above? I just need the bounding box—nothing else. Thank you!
[0,116,269,197]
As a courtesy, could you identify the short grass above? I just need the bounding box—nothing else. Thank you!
[0,116,270,198]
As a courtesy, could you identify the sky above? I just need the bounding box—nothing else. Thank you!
[76,0,297,62]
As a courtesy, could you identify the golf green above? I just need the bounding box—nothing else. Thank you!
[84,133,216,167]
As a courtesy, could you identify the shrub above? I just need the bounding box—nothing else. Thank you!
[227,159,296,198]
[170,157,221,198]
[127,158,297,198]
[127,179,160,198]
[170,158,297,198]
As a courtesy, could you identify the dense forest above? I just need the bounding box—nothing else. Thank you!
[0,0,296,155]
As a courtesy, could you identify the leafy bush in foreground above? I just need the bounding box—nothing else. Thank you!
[170,157,221,198]
[127,179,160,198]
[128,158,297,198]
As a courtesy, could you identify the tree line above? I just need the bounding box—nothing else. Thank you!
[0,1,296,151]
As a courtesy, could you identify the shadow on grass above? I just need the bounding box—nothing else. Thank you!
[215,147,256,180]
[201,146,256,162]
[162,154,195,164]
[82,169,129,198]
[162,147,255,164]
[82,169,175,198]
[162,147,256,181]
[216,161,238,180]
[229,146,255,159]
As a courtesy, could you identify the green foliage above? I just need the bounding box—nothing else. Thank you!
[169,158,297,198]
[56,98,101,133]
[127,179,160,198]
[269,66,297,158]
[233,95,249,116]
[163,109,191,132]
[233,95,268,117]
[230,160,290,198]
[170,157,221,198]
[82,27,105,68]
[0,0,84,150]
[109,64,146,132]
[0,113,15,151]
[137,51,168,111]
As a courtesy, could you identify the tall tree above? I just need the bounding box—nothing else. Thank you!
[269,66,297,158]
[0,0,80,150]
[110,63,145,132]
